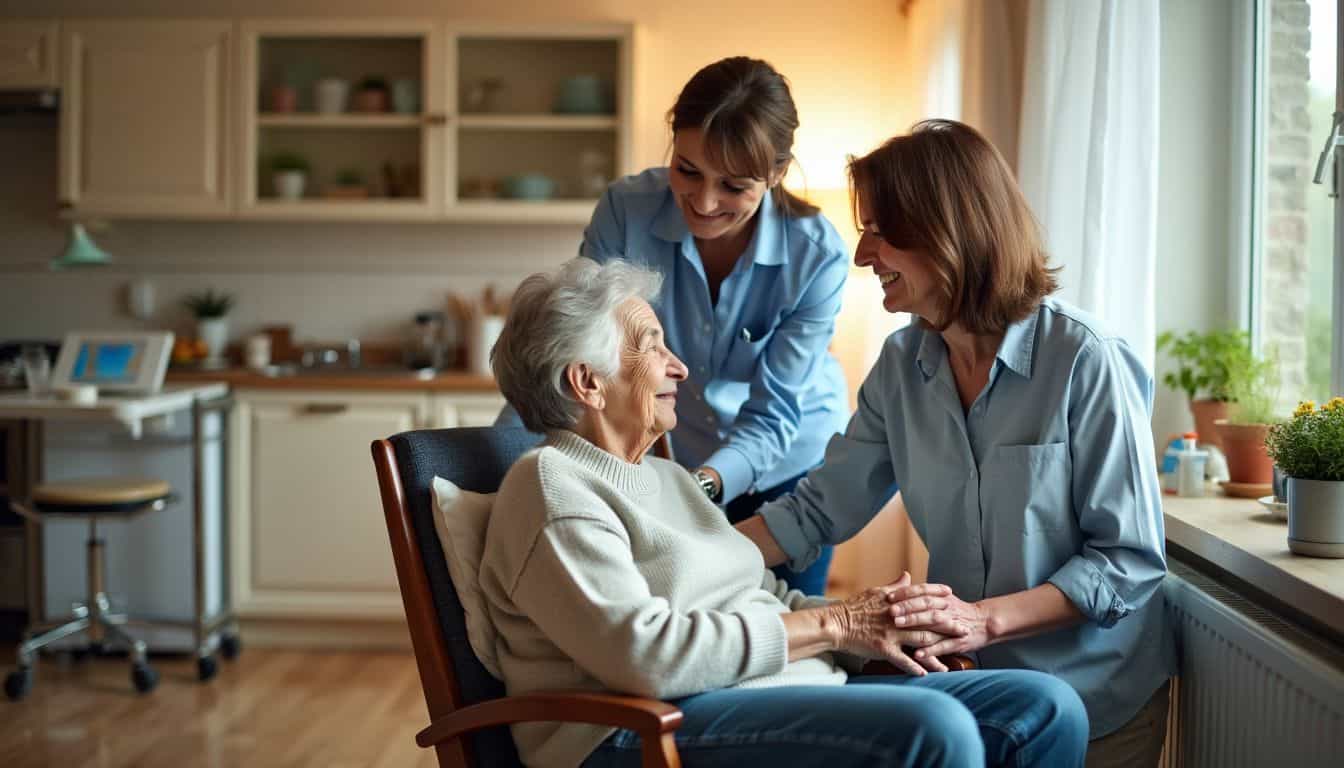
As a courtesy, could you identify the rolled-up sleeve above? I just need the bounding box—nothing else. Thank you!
[1048,338,1167,628]
[758,347,897,572]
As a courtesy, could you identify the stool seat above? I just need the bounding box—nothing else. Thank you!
[32,477,173,515]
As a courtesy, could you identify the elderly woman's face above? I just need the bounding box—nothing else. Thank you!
[604,298,688,439]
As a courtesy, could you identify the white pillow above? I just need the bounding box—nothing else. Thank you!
[429,476,502,679]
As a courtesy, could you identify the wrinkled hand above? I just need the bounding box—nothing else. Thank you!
[828,572,967,675]
[888,583,991,658]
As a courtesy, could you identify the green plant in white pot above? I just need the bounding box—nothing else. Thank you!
[1266,397,1344,558]
[183,289,235,368]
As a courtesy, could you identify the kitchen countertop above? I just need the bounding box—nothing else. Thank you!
[167,367,498,392]
[1163,489,1344,640]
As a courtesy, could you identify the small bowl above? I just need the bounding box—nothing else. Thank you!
[504,174,556,201]
[1256,494,1288,522]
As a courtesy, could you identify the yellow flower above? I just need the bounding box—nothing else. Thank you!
[1325,397,1344,413]
[1294,400,1318,418]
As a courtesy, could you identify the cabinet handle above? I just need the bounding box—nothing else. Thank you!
[300,403,349,415]
[422,113,449,126]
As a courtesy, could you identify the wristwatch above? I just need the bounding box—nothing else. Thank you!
[693,469,722,502]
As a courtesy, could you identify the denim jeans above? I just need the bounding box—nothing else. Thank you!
[583,669,1089,768]
[725,474,833,595]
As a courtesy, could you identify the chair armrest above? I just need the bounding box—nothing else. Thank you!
[417,690,684,767]
[858,654,976,675]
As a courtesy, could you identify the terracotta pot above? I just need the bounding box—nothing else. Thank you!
[1189,399,1230,452]
[1214,419,1274,484]
[268,85,297,113]
[352,89,388,113]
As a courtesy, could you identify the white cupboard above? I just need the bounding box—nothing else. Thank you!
[230,388,504,623]
[59,20,234,217]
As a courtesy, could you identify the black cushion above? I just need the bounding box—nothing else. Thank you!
[388,426,541,768]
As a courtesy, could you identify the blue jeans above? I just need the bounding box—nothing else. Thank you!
[583,670,1088,768]
[725,474,833,595]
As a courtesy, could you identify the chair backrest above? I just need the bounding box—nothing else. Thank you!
[372,426,541,768]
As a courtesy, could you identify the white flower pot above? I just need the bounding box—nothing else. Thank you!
[314,78,349,114]
[1287,477,1344,558]
[273,171,306,200]
[197,317,229,366]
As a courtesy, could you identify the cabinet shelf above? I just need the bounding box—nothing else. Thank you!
[258,113,425,128]
[457,114,617,131]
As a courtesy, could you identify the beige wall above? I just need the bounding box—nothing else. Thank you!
[0,1,907,348]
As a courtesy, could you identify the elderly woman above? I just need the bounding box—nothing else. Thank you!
[479,257,1087,768]
[736,120,1177,768]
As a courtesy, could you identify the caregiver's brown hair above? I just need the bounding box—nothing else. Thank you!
[849,119,1058,334]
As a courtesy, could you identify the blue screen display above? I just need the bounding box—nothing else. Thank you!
[72,342,140,383]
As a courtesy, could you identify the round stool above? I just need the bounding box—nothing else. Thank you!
[4,477,174,701]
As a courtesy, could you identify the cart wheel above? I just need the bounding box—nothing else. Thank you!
[219,633,241,661]
[4,668,33,701]
[196,654,218,682]
[132,662,159,693]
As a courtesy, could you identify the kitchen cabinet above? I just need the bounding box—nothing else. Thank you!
[59,20,233,217]
[0,21,58,89]
[431,391,507,428]
[236,19,632,223]
[230,390,430,619]
[229,388,504,623]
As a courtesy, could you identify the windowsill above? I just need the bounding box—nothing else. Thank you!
[1162,489,1344,641]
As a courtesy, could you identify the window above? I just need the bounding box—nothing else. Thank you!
[1253,0,1342,402]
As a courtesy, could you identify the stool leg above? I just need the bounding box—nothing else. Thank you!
[16,616,93,667]
[86,520,105,646]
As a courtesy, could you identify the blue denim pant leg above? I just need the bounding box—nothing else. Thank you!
[583,681,983,768]
[851,671,1090,768]
[725,473,833,595]
[582,670,1088,768]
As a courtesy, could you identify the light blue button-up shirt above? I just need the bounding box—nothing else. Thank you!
[759,297,1176,738]
[581,168,850,502]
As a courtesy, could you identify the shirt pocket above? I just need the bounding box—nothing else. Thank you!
[981,442,1073,533]
[719,325,774,381]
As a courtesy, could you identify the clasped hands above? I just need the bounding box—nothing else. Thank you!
[824,571,990,676]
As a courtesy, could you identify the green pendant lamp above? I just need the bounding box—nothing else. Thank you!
[51,222,112,270]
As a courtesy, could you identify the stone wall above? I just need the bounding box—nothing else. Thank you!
[1262,0,1314,404]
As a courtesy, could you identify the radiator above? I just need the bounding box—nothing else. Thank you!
[1163,563,1344,767]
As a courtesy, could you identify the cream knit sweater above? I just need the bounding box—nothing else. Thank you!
[478,430,848,767]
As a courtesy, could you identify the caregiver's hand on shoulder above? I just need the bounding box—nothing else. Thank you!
[827,572,967,675]
[888,584,992,657]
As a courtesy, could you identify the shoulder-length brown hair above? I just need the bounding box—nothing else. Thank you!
[848,119,1057,335]
[668,56,819,218]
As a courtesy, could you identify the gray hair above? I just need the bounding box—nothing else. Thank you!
[491,258,663,432]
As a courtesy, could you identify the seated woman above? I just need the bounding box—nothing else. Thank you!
[478,257,1088,768]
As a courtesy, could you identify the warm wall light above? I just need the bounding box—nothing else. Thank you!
[51,222,112,270]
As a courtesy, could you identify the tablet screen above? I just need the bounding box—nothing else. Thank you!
[71,341,143,384]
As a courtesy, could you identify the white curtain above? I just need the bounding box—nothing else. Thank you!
[1017,0,1162,370]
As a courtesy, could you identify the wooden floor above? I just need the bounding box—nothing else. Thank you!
[0,646,437,768]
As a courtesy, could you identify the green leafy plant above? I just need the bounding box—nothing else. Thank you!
[1224,344,1280,425]
[334,168,364,186]
[1266,398,1344,481]
[1155,330,1254,402]
[182,289,235,319]
[270,152,309,173]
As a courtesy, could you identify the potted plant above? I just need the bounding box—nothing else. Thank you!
[325,168,369,199]
[352,76,389,113]
[1266,398,1344,558]
[1155,330,1250,452]
[270,153,309,200]
[182,289,235,367]
[1213,344,1280,487]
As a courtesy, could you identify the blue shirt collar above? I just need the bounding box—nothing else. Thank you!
[995,307,1040,379]
[913,306,1040,381]
[651,185,787,267]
